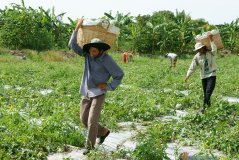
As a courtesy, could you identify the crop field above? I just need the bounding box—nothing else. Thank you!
[0,51,239,159]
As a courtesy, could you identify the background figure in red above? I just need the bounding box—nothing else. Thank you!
[122,51,128,64]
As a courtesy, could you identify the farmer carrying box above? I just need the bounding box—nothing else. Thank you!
[185,33,217,113]
[68,17,124,155]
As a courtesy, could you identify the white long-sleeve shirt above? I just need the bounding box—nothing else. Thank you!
[166,53,177,59]
[186,41,217,79]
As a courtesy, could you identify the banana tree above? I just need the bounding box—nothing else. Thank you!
[104,11,134,50]
[174,10,194,54]
[218,19,239,52]
[146,21,161,54]
[129,23,138,54]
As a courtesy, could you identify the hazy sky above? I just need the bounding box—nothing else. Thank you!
[1,0,238,25]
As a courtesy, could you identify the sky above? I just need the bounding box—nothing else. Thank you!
[1,0,239,25]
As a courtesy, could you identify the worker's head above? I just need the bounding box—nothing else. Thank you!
[194,42,207,54]
[83,38,110,58]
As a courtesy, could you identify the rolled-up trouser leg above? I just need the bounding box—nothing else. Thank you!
[87,94,108,147]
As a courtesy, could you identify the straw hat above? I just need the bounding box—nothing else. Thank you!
[194,42,205,51]
[83,38,110,53]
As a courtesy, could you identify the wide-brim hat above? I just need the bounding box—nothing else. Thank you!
[194,42,205,51]
[83,38,111,53]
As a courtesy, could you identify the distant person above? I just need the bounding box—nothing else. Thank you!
[122,51,128,64]
[185,34,217,113]
[128,52,133,62]
[165,53,178,67]
[68,17,124,155]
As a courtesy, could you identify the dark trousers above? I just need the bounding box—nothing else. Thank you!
[202,76,216,107]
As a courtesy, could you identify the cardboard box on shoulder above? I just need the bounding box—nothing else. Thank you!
[77,19,120,48]
[195,30,223,50]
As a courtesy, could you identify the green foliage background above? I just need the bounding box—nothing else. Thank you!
[0,1,238,53]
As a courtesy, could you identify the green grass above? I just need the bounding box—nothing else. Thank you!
[0,49,239,159]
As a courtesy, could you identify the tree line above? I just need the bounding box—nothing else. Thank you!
[0,0,238,54]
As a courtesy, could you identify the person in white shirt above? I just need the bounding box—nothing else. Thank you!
[165,53,178,67]
[185,34,217,113]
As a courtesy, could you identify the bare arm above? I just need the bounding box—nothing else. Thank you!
[68,17,85,56]
[75,17,84,31]
[208,34,217,54]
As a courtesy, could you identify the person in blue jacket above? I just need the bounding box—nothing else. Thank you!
[68,17,124,155]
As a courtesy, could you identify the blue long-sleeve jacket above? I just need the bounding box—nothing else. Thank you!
[68,31,124,97]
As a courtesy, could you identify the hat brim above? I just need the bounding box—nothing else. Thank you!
[83,43,111,53]
[193,45,205,51]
